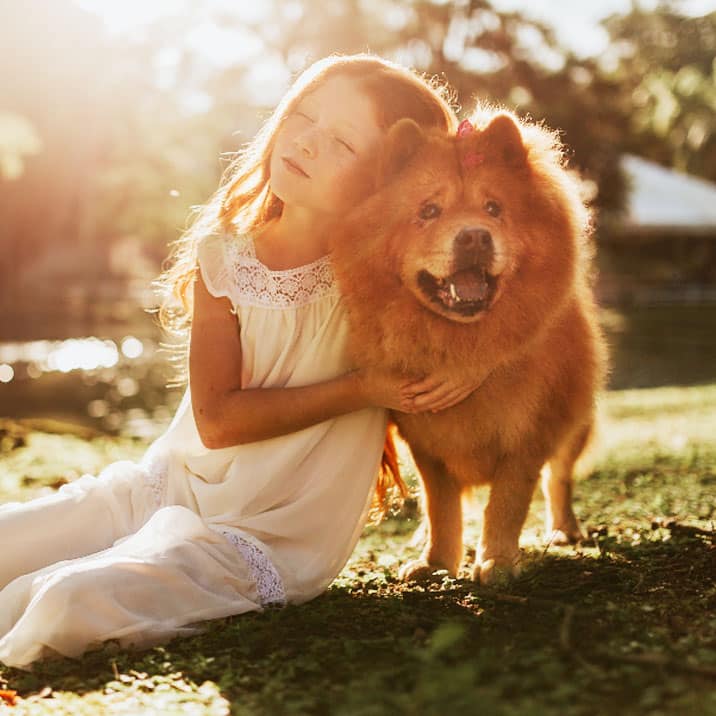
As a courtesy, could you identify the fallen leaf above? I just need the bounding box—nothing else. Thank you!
[0,689,17,706]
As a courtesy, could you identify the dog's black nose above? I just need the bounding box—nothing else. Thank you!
[454,227,492,253]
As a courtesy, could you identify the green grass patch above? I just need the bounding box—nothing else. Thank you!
[0,386,715,715]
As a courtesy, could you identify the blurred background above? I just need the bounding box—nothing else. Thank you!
[1,0,715,439]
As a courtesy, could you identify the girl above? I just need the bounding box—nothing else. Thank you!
[0,53,473,670]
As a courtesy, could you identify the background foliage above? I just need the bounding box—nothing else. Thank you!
[1,0,715,300]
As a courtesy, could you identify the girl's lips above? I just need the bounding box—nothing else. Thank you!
[282,157,309,178]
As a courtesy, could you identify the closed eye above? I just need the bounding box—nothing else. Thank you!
[295,110,355,153]
[336,137,355,153]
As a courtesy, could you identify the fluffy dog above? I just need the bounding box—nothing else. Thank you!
[331,107,607,585]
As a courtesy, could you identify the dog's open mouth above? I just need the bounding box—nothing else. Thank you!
[417,266,497,316]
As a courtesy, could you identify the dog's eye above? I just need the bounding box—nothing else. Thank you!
[485,200,501,217]
[419,203,442,220]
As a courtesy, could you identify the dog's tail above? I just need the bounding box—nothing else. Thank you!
[369,421,408,523]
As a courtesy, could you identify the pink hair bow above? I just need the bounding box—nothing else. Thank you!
[457,118,474,138]
[457,119,484,168]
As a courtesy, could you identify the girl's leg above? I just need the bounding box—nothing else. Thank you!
[0,505,261,670]
[0,460,160,590]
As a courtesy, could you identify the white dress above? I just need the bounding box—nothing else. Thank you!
[0,230,387,670]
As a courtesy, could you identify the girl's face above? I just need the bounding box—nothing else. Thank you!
[269,74,384,214]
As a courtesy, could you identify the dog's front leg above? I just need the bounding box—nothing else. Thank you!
[398,449,463,581]
[474,457,541,586]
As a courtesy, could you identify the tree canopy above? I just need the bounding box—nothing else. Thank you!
[0,0,713,292]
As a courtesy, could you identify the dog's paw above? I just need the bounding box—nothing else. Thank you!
[544,524,585,546]
[471,555,521,587]
[398,559,448,583]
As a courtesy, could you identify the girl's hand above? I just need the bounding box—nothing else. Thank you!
[401,371,485,413]
[352,368,420,413]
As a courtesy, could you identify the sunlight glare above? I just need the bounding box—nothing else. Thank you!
[46,339,119,373]
[0,364,14,383]
[121,336,144,359]
[489,0,655,57]
[74,0,189,33]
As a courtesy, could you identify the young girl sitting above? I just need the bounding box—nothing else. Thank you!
[0,52,470,670]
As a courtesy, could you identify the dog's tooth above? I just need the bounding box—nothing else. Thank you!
[449,283,457,300]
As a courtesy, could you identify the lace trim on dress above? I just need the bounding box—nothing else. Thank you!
[138,450,286,607]
[214,528,287,607]
[224,233,338,309]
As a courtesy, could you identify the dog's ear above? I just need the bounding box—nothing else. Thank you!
[481,113,527,168]
[376,118,426,187]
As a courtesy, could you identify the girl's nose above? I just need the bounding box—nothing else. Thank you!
[294,129,318,158]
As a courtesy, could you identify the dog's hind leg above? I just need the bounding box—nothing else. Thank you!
[398,450,463,581]
[541,422,591,546]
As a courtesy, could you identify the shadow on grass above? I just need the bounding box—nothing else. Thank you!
[3,526,714,715]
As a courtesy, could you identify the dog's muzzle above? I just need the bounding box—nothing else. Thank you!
[416,226,498,318]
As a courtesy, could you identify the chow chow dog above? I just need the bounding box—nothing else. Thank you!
[330,107,607,585]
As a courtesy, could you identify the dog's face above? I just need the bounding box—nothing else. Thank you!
[352,113,579,324]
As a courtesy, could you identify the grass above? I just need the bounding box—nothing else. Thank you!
[0,384,715,715]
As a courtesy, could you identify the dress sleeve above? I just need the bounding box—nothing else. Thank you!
[196,232,235,302]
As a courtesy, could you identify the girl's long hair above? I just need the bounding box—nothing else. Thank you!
[154,52,459,520]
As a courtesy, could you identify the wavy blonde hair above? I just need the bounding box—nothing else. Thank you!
[153,52,459,518]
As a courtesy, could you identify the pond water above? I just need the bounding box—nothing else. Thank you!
[603,304,716,390]
[1,303,714,438]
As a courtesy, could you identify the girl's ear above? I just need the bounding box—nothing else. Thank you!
[481,113,527,167]
[376,118,426,187]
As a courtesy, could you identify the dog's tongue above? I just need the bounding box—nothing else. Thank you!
[450,268,489,302]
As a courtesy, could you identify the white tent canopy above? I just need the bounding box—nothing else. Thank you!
[621,154,716,229]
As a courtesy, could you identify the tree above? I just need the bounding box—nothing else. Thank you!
[3,0,713,307]
[602,5,716,182]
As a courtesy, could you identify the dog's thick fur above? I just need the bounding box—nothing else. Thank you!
[330,107,608,585]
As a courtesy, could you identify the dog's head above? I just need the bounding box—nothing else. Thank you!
[338,109,590,325]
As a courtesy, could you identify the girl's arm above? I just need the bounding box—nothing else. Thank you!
[189,270,414,449]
